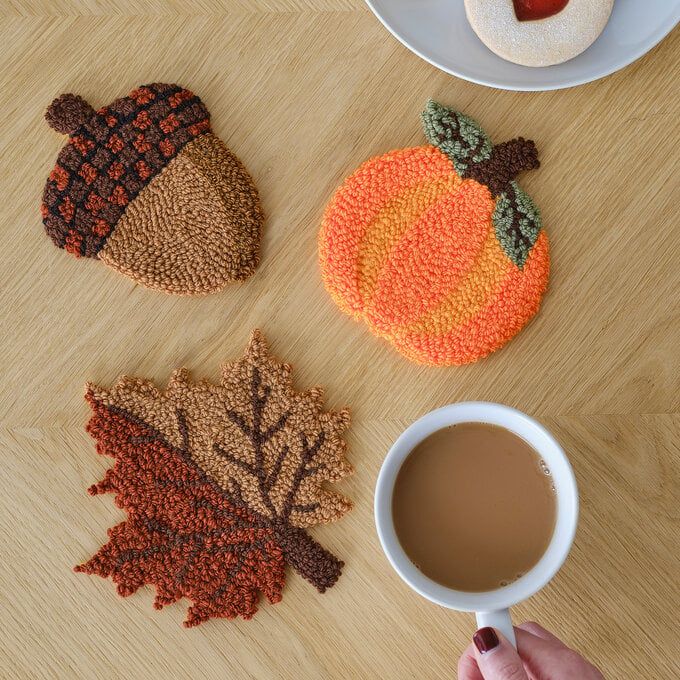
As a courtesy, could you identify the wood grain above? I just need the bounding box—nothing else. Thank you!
[0,8,678,679]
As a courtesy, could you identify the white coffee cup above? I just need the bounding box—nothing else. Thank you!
[374,402,578,647]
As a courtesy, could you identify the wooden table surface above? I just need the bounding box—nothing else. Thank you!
[1,5,678,679]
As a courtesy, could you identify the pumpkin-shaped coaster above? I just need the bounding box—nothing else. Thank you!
[319,101,549,366]
[75,331,353,626]
[41,83,263,295]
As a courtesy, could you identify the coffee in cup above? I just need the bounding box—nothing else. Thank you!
[392,422,556,592]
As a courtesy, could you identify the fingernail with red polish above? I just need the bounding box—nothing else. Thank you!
[473,627,499,654]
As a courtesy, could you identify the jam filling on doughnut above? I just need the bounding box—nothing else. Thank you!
[512,0,569,21]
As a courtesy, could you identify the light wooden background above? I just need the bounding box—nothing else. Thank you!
[1,4,678,679]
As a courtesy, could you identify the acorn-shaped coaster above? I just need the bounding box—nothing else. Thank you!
[42,84,263,295]
[319,101,549,366]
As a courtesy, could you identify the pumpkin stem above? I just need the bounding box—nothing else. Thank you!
[465,137,539,197]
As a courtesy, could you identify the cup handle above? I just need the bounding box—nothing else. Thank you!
[476,609,516,648]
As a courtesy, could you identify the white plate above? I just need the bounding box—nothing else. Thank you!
[364,0,680,91]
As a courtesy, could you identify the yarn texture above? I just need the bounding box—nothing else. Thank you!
[76,330,353,627]
[42,83,263,295]
[319,100,549,366]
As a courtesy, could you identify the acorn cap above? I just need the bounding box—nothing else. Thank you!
[40,83,263,294]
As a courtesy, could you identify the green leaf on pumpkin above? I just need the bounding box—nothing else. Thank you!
[421,100,493,176]
[492,181,542,269]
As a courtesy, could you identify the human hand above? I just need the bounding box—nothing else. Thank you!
[457,621,604,679]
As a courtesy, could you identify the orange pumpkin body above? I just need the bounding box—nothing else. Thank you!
[319,104,549,366]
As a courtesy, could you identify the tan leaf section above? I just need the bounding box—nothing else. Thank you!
[87,330,353,530]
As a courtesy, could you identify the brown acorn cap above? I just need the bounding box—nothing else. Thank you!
[40,83,263,294]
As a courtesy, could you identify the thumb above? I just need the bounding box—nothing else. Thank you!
[472,627,529,680]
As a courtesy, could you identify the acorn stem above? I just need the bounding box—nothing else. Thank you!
[45,93,95,135]
[465,137,539,197]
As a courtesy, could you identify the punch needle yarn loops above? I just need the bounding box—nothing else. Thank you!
[319,100,549,366]
[42,83,263,295]
[76,330,353,627]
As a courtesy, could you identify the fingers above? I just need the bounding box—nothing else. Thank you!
[458,644,485,680]
[516,621,564,645]
[472,627,529,680]
[513,626,605,680]
[514,626,562,663]
[462,623,603,680]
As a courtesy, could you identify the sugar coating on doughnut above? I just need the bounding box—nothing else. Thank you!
[465,0,614,67]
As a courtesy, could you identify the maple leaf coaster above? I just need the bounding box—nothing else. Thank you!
[75,331,353,627]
